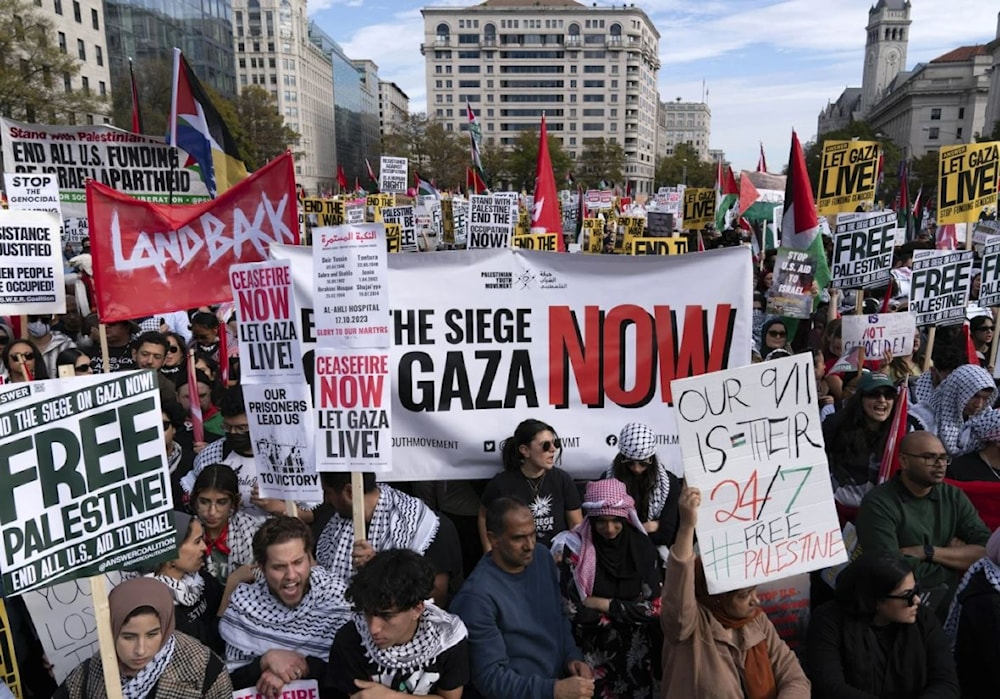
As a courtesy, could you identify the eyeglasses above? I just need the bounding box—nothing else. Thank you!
[10,352,35,362]
[27,316,49,323]
[74,363,91,374]
[976,326,994,333]
[166,345,181,354]
[864,389,896,400]
[767,330,787,338]
[629,457,655,467]
[884,583,922,607]
[539,438,562,452]
[901,452,952,466]
[162,421,174,431]
[223,423,251,434]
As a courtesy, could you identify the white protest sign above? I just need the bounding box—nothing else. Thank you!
[0,209,65,314]
[315,349,392,472]
[831,211,895,289]
[910,249,974,326]
[231,260,303,383]
[980,235,1000,307]
[841,313,916,359]
[312,224,391,349]
[346,205,365,225]
[381,206,417,252]
[468,194,515,249]
[244,382,320,502]
[4,173,62,218]
[233,679,319,699]
[379,156,408,194]
[0,372,175,596]
[21,572,127,684]
[672,354,846,593]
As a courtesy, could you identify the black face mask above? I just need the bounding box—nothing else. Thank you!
[227,433,253,454]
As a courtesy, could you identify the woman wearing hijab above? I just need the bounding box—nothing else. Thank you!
[557,479,662,698]
[54,577,232,698]
[661,487,809,698]
[947,410,1000,481]
[909,364,997,456]
[944,528,1000,698]
[759,317,789,360]
[604,422,681,550]
[807,552,959,698]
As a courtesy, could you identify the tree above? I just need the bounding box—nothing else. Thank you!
[908,150,940,203]
[234,86,300,171]
[576,137,625,188]
[381,112,467,190]
[0,0,106,122]
[479,139,511,190]
[504,130,572,192]
[654,143,714,188]
[111,57,172,135]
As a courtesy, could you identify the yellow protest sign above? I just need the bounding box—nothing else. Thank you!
[682,188,715,229]
[441,199,455,244]
[511,233,559,251]
[582,218,604,254]
[367,193,394,222]
[0,602,21,698]
[516,210,531,236]
[301,197,345,225]
[938,142,1000,224]
[629,236,689,255]
[816,140,880,215]
[385,222,402,253]
[619,216,645,239]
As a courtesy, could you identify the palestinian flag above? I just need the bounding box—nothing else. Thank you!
[715,162,738,230]
[365,158,379,193]
[781,130,831,299]
[415,171,440,199]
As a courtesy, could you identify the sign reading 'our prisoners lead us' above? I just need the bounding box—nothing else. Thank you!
[672,354,846,594]
[831,211,896,289]
[817,140,880,216]
[0,372,175,596]
[910,248,975,326]
[938,142,1000,224]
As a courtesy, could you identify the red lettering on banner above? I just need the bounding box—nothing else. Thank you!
[547,304,736,408]
[238,287,289,322]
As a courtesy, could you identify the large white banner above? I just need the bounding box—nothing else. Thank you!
[672,354,847,593]
[271,245,752,480]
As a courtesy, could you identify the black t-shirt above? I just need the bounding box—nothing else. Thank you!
[947,452,1000,482]
[424,512,464,601]
[326,622,469,697]
[174,569,224,655]
[481,467,581,547]
[90,345,135,373]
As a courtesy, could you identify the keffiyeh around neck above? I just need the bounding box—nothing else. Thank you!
[121,633,176,699]
[148,571,205,607]
[943,555,1000,647]
[355,602,467,675]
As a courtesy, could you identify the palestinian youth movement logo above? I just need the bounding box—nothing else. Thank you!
[516,271,535,289]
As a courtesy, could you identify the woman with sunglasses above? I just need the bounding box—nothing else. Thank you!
[478,418,583,552]
[807,551,959,698]
[604,422,681,551]
[160,332,188,385]
[2,339,48,382]
[758,317,789,358]
[969,315,993,368]
[55,348,93,378]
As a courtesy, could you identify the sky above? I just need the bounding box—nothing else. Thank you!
[310,0,1000,173]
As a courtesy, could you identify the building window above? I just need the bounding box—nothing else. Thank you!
[72,0,80,22]
[54,0,62,13]
[928,127,940,140]
[96,46,103,66]
[63,73,71,92]
[77,39,85,60]
[930,108,941,120]
[58,32,66,52]
[81,76,89,92]
[957,127,963,139]
[958,107,965,120]
[91,8,99,29]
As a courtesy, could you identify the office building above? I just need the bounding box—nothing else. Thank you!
[379,80,410,136]
[656,99,711,161]
[43,0,113,124]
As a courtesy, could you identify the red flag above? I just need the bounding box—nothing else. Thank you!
[366,158,378,186]
[879,283,894,314]
[87,152,298,323]
[877,383,908,484]
[756,143,767,173]
[186,349,204,443]
[696,230,706,252]
[530,114,566,251]
[964,323,980,366]
[129,58,144,134]
[337,165,348,192]
[738,172,760,215]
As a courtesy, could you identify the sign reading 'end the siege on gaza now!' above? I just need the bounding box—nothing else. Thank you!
[0,372,175,596]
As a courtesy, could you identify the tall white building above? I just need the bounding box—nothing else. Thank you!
[656,99,711,161]
[421,0,661,193]
[983,14,1000,139]
[379,80,410,136]
[233,0,336,193]
[46,0,113,124]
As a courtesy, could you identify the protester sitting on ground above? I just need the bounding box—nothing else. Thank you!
[944,527,1000,698]
[178,369,224,438]
[556,479,661,698]
[220,516,341,693]
[856,431,991,618]
[947,410,1000,481]
[661,486,810,698]
[909,364,997,456]
[806,551,959,698]
[190,464,263,586]
[144,511,225,655]
[55,347,93,378]
[326,549,469,698]
[478,419,582,551]
[163,399,196,509]
[315,472,461,623]
[452,497,594,699]
[911,340,968,405]
[54,577,232,698]
[160,331,188,385]
[2,338,48,381]
[604,422,681,550]
[25,313,76,377]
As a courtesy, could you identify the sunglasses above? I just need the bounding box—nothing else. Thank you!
[767,330,787,338]
[976,326,995,332]
[162,421,174,431]
[167,345,181,353]
[11,352,35,361]
[74,363,91,374]
[884,583,922,607]
[864,389,896,400]
[27,316,50,323]
[539,439,562,452]
[629,457,654,467]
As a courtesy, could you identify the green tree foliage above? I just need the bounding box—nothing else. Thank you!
[504,130,572,192]
[0,0,106,122]
[576,137,626,188]
[381,112,467,190]
[111,58,171,135]
[908,150,940,202]
[802,121,902,207]
[654,142,714,188]
[234,86,300,171]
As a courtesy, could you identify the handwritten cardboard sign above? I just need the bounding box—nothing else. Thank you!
[841,313,916,360]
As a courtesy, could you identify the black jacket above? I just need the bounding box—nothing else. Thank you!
[954,569,1000,699]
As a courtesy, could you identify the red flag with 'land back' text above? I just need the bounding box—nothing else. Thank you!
[87,151,298,323]
[530,113,566,251]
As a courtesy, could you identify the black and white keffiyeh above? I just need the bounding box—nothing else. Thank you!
[603,462,671,522]
[166,441,183,475]
[147,572,205,607]
[908,364,997,455]
[943,556,1000,647]
[315,485,439,581]
[121,633,176,699]
[355,601,467,674]
[912,371,936,405]
[219,566,347,671]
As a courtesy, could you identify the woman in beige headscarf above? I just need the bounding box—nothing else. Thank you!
[54,577,232,698]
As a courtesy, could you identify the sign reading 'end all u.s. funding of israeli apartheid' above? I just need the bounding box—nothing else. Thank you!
[0,372,175,596]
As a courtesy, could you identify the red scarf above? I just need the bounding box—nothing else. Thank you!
[203,522,231,556]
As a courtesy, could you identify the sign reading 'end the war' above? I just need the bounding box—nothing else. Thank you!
[0,372,175,596]
[672,354,846,594]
